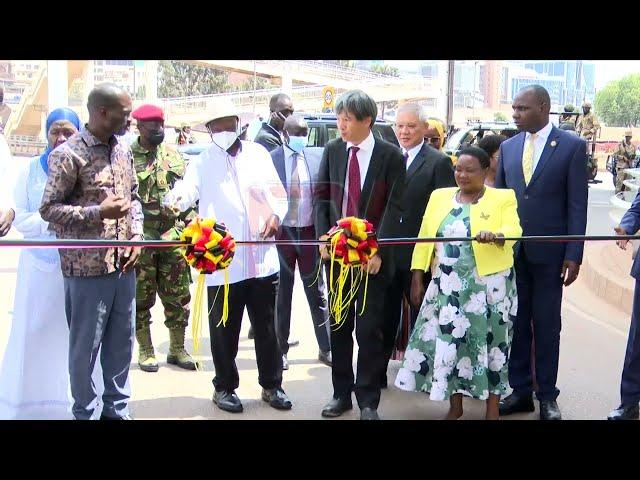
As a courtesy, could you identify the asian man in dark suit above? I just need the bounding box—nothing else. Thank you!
[315,90,405,420]
[381,103,456,387]
[495,85,588,420]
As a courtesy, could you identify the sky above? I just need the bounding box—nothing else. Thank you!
[384,60,640,91]
[593,61,640,89]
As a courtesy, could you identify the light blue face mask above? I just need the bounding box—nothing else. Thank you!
[287,135,308,153]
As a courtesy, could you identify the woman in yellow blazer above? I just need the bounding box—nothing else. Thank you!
[394,146,522,420]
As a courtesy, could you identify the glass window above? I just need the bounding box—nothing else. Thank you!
[327,126,341,143]
[307,127,320,147]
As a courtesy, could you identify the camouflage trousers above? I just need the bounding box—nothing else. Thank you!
[135,246,192,331]
[616,160,631,194]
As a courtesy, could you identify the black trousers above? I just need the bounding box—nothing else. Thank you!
[208,274,282,392]
[326,263,387,409]
[508,250,563,401]
[382,267,428,377]
[276,226,330,355]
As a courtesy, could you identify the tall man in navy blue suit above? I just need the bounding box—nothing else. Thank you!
[495,85,588,420]
[608,192,640,420]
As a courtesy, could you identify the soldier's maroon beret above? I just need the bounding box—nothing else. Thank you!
[132,104,164,122]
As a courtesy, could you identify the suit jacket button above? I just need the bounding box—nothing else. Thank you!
[524,195,529,200]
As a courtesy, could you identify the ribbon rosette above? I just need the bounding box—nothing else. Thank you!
[325,217,378,328]
[180,218,236,362]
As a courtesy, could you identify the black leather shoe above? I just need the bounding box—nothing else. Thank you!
[499,393,535,416]
[321,397,353,418]
[607,404,639,420]
[360,408,380,420]
[282,354,289,370]
[100,413,133,420]
[248,326,255,340]
[318,350,332,367]
[539,400,562,420]
[288,338,300,347]
[213,390,243,413]
[262,388,292,410]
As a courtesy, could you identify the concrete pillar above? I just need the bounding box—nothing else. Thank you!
[281,64,293,97]
[40,111,47,142]
[79,60,94,125]
[145,60,158,101]
[47,60,69,111]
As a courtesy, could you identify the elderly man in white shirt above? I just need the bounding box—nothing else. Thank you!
[164,98,292,414]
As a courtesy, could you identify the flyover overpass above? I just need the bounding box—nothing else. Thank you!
[4,60,443,150]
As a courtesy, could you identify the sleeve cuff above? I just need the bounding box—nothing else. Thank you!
[85,205,102,224]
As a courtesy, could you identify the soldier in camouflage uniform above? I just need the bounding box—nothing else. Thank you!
[131,104,197,372]
[576,101,600,140]
[559,104,576,128]
[614,130,636,194]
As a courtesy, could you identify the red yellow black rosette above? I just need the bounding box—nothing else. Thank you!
[325,217,378,328]
[180,218,236,361]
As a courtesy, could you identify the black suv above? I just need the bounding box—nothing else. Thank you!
[178,114,399,163]
[300,113,399,148]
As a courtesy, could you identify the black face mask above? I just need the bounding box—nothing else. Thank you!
[147,130,165,146]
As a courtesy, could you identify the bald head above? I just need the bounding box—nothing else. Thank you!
[86,83,132,139]
[87,83,129,113]
[518,85,551,110]
[283,116,308,137]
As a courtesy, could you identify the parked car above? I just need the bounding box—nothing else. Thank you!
[299,112,399,148]
[179,114,399,162]
[444,121,519,165]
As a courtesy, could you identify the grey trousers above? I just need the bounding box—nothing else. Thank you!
[64,270,136,420]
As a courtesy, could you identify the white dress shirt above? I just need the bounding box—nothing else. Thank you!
[342,131,375,217]
[283,146,314,227]
[525,121,553,173]
[403,139,424,171]
[169,140,288,286]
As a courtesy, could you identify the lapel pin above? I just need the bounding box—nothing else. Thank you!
[550,140,557,147]
[480,212,490,220]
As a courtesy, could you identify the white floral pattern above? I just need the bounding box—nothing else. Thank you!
[404,348,426,372]
[488,347,507,372]
[464,291,487,315]
[395,202,517,402]
[457,357,474,380]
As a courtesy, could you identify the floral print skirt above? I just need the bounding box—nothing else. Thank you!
[394,203,517,401]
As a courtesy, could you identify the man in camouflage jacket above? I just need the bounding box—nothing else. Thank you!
[131,104,197,372]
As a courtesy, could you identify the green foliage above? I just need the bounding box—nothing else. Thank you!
[370,64,400,77]
[494,111,508,122]
[158,61,230,97]
[594,74,640,127]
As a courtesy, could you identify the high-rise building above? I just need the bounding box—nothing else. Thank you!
[94,60,136,95]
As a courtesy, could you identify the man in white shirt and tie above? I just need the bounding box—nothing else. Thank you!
[270,116,331,371]
[382,103,455,386]
[164,98,293,414]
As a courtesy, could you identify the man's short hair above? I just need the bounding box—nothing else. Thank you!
[335,90,378,128]
[397,103,428,123]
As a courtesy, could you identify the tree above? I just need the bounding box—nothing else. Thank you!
[158,61,230,98]
[494,111,508,122]
[235,76,274,92]
[594,74,640,127]
[370,64,400,77]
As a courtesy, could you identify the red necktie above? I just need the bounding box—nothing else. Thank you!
[346,146,360,217]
